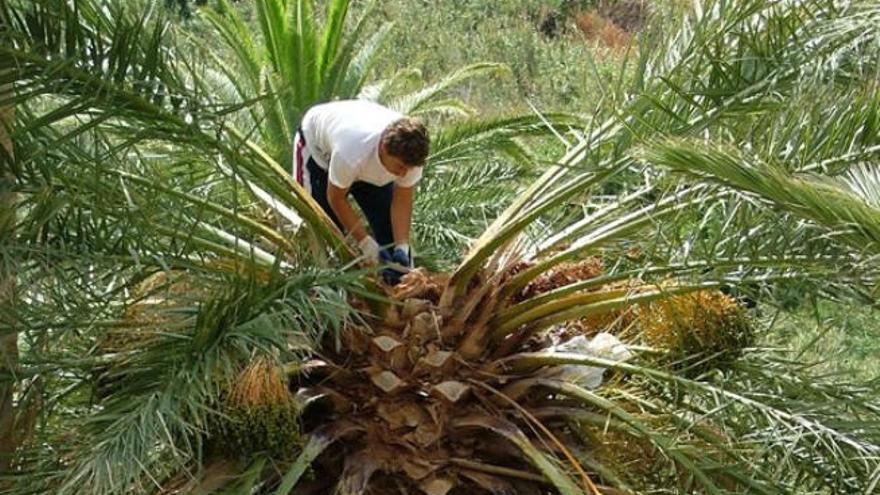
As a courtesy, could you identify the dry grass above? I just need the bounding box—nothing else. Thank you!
[574,10,633,51]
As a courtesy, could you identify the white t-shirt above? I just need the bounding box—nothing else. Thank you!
[301,100,423,189]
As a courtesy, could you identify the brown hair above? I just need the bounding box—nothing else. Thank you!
[381,117,429,167]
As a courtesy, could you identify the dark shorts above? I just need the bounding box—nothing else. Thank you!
[293,129,395,250]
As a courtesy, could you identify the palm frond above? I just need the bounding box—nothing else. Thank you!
[8,263,360,495]
[643,140,880,256]
[389,62,509,116]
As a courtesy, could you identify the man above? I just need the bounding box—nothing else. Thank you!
[293,99,429,285]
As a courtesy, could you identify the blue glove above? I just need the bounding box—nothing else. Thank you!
[379,248,393,264]
[381,246,411,286]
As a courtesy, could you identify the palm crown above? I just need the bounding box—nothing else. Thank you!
[2,0,880,494]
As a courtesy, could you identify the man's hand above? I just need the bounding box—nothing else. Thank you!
[358,236,380,264]
[381,245,412,286]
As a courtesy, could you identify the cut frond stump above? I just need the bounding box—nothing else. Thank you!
[286,261,641,494]
[392,268,447,303]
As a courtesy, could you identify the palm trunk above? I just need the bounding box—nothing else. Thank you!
[0,75,18,472]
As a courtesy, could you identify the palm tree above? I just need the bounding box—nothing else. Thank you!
[0,75,18,477]
[0,2,19,473]
[2,0,879,494]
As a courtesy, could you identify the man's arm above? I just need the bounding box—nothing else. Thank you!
[391,185,414,246]
[327,183,368,241]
